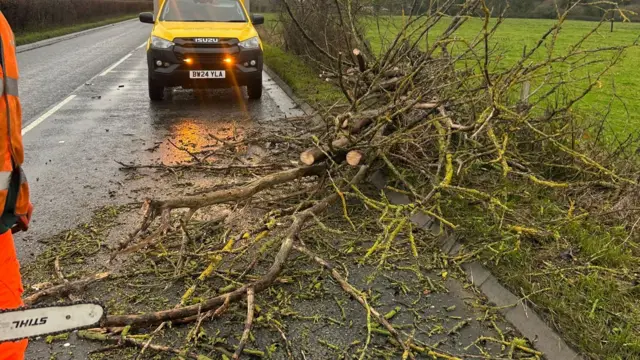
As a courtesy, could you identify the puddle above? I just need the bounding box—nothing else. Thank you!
[158,118,248,164]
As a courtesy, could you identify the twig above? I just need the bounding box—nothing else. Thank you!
[272,322,294,359]
[175,208,199,276]
[473,336,542,356]
[181,294,231,326]
[134,322,166,360]
[293,244,415,360]
[54,257,67,283]
[112,209,172,260]
[233,287,255,359]
[24,272,111,306]
[78,330,211,360]
[167,139,201,163]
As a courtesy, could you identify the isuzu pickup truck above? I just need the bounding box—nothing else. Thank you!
[139,0,264,101]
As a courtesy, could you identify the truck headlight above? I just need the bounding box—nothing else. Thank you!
[151,36,174,49]
[239,36,260,49]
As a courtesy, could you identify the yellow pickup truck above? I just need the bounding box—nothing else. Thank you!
[139,0,264,101]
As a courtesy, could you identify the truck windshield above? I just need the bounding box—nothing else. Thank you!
[160,0,247,23]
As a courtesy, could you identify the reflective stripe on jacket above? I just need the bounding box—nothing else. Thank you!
[0,11,30,229]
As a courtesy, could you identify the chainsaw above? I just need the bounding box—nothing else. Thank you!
[0,301,106,343]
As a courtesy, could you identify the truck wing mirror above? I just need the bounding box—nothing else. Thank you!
[139,12,155,24]
[251,14,265,25]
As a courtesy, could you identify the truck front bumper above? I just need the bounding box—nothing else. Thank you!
[147,47,263,89]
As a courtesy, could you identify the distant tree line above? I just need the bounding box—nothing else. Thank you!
[0,0,153,34]
[252,0,640,21]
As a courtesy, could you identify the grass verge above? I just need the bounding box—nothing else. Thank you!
[263,44,343,108]
[442,182,640,360]
[15,14,140,46]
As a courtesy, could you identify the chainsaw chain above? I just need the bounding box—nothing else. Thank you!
[0,300,107,343]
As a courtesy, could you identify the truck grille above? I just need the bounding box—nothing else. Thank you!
[173,38,240,65]
[174,38,239,49]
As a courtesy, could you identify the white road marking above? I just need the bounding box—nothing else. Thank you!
[24,38,145,134]
[22,95,76,135]
[99,53,132,76]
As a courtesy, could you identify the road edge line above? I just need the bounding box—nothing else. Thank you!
[24,40,145,131]
[100,53,133,76]
[16,18,138,54]
[22,95,76,135]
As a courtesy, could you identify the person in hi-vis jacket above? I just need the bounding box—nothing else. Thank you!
[0,11,34,360]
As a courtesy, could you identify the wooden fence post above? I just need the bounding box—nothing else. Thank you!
[520,45,530,106]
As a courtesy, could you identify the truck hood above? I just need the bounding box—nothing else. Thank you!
[154,21,257,42]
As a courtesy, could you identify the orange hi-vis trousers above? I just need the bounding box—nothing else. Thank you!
[0,231,27,359]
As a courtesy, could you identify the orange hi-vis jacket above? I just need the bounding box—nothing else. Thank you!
[0,12,30,233]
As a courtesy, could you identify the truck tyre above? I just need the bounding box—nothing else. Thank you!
[149,77,165,102]
[247,76,263,100]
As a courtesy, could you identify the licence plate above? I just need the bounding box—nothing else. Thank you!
[189,70,226,79]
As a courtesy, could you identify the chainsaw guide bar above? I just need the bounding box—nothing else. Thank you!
[0,301,106,343]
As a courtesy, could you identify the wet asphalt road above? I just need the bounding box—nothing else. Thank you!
[17,20,151,124]
[16,19,303,359]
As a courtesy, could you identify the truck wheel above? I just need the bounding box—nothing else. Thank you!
[149,77,165,102]
[247,76,263,100]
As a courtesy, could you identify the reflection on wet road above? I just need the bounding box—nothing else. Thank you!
[150,90,251,164]
[146,73,303,164]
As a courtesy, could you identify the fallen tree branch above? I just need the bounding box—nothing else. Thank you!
[113,165,326,257]
[301,137,351,166]
[158,165,326,210]
[338,52,354,104]
[175,208,199,276]
[102,166,369,328]
[116,161,288,172]
[185,295,231,337]
[112,209,171,259]
[300,115,381,166]
[167,139,201,163]
[24,272,111,306]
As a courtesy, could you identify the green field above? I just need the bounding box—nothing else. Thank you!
[366,17,640,142]
[262,14,640,142]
